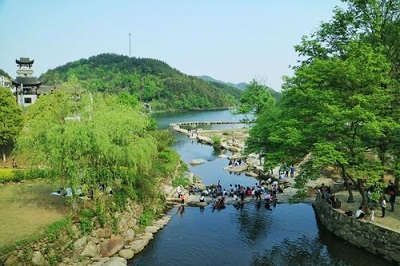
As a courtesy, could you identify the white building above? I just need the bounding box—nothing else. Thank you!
[0,75,11,87]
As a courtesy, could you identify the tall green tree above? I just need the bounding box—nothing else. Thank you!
[285,42,395,204]
[238,79,275,121]
[0,87,23,162]
[248,0,400,203]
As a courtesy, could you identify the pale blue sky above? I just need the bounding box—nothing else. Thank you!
[0,0,343,91]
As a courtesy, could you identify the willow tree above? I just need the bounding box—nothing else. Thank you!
[16,79,159,210]
[0,87,23,163]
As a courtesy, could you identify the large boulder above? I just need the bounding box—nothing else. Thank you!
[81,241,99,258]
[145,225,160,234]
[123,228,135,242]
[73,236,87,250]
[118,249,135,260]
[100,235,124,257]
[129,236,151,254]
[96,228,113,238]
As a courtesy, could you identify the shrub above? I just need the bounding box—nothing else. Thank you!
[154,149,181,176]
[79,209,95,234]
[45,219,71,243]
[211,135,221,149]
[0,168,15,183]
[114,190,128,211]
[0,168,52,183]
[48,254,61,265]
[96,199,107,227]
[139,208,156,227]
[27,168,52,179]
[172,175,190,188]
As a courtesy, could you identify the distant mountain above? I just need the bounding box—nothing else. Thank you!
[198,75,248,90]
[198,75,280,99]
[40,53,242,111]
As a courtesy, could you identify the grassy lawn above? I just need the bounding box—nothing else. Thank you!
[0,179,70,254]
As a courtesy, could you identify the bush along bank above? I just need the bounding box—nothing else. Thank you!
[313,192,400,263]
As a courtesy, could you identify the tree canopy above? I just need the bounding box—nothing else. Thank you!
[237,79,276,120]
[246,0,400,203]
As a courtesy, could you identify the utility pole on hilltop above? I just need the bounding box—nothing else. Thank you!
[129,33,131,57]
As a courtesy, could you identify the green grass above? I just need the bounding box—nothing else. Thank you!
[0,179,70,255]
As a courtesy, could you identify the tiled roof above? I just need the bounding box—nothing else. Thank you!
[12,76,42,86]
[16,57,34,65]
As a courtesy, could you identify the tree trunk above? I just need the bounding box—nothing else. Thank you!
[357,178,368,210]
[2,146,6,163]
[340,163,353,203]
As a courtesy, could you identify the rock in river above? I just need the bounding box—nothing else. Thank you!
[190,159,207,165]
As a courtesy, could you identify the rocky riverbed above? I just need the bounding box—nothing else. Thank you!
[169,122,340,205]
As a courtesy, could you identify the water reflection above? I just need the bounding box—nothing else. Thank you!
[235,202,274,245]
[176,205,185,216]
[252,236,335,266]
[315,220,396,266]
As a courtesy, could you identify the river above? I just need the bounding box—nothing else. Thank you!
[130,110,394,266]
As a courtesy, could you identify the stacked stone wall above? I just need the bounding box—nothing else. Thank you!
[313,193,400,263]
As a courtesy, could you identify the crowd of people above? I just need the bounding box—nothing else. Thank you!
[175,178,284,211]
[321,180,397,220]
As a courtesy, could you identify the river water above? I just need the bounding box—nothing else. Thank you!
[130,110,394,266]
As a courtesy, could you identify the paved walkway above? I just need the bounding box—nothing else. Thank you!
[335,190,400,232]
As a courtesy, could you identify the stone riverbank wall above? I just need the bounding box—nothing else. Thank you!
[313,192,400,263]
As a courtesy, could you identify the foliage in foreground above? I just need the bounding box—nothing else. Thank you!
[244,0,400,204]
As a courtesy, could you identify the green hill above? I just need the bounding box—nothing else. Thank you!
[40,53,241,110]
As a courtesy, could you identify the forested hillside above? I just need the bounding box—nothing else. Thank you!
[0,69,11,79]
[40,54,241,110]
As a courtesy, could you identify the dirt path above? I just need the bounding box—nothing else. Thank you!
[0,179,70,253]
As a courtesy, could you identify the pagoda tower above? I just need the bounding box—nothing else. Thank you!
[12,57,42,106]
